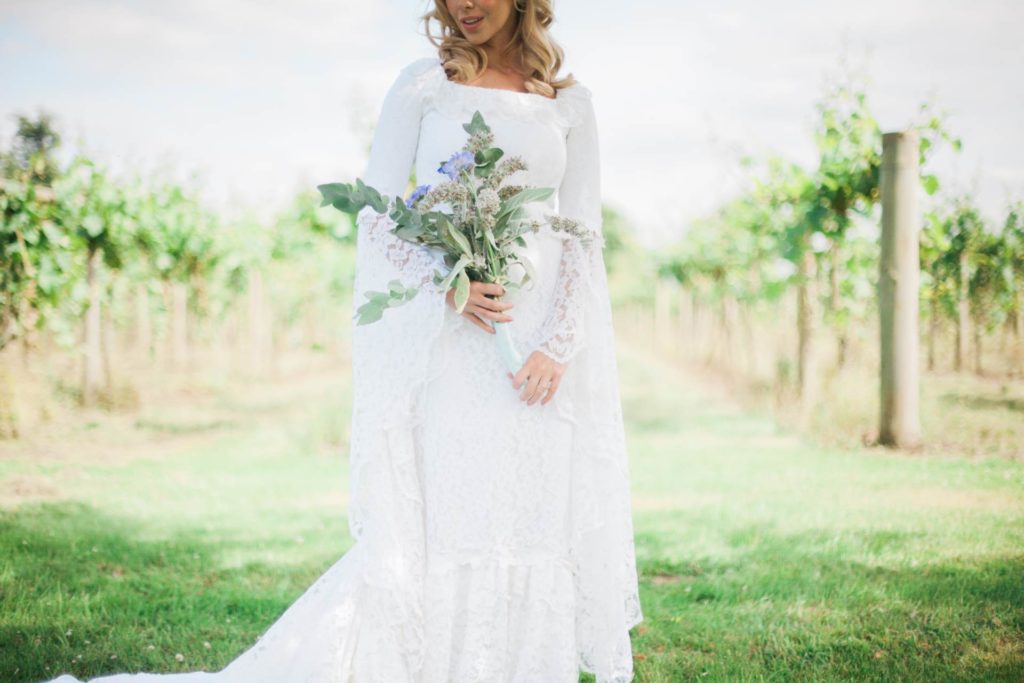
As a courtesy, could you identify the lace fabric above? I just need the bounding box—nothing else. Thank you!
[533,234,592,364]
[352,55,643,683]
[41,55,642,683]
[531,76,606,365]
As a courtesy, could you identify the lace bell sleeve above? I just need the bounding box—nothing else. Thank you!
[534,87,605,365]
[356,60,444,297]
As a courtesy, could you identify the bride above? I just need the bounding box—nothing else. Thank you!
[44,1,643,681]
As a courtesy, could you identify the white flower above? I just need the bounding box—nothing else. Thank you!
[477,188,500,216]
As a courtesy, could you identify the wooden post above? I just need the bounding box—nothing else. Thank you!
[135,283,152,361]
[171,280,189,370]
[248,268,268,375]
[956,250,969,371]
[82,248,103,407]
[675,290,689,357]
[1016,289,1024,375]
[797,239,818,410]
[654,278,671,352]
[878,130,922,448]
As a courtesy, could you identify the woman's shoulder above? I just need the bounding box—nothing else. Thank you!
[395,56,446,91]
[390,55,594,128]
[375,56,443,108]
[386,55,445,103]
[399,55,443,79]
[558,78,593,103]
[556,78,595,129]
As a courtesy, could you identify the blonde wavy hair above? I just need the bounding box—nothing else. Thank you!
[420,0,577,98]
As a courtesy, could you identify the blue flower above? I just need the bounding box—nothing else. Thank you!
[405,183,431,208]
[438,150,476,180]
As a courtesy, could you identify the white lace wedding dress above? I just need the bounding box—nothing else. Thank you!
[44,55,642,683]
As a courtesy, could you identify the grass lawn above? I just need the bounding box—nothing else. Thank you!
[1,343,1022,682]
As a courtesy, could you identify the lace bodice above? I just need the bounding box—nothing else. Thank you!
[359,55,605,365]
[350,56,643,683]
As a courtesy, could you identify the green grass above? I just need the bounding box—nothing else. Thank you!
[617,351,1024,681]
[1,346,1022,682]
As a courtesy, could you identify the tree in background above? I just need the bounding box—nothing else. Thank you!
[52,157,131,405]
[1003,202,1024,374]
[0,111,62,185]
[942,197,987,372]
[920,207,955,372]
[0,112,73,355]
[968,223,1010,375]
[811,75,881,368]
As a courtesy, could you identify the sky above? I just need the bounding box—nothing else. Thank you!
[1,0,1022,248]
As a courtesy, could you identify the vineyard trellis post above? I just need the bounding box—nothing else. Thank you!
[878,130,922,448]
[82,247,104,407]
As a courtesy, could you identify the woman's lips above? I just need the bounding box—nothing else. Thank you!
[461,16,484,31]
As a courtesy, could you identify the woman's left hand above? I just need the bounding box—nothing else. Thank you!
[508,350,566,406]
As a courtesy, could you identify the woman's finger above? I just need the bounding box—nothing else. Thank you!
[521,370,547,404]
[467,303,513,323]
[511,363,529,390]
[474,296,514,313]
[528,372,552,405]
[478,282,505,297]
[464,311,495,334]
[540,373,561,405]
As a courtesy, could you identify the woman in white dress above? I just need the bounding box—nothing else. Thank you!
[43,1,642,682]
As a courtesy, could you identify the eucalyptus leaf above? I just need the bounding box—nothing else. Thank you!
[462,110,491,137]
[439,254,472,291]
[496,187,554,222]
[483,224,498,251]
[355,299,385,324]
[438,213,473,257]
[454,269,470,313]
[518,254,536,287]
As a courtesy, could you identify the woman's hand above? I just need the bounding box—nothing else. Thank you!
[446,281,514,334]
[508,350,566,406]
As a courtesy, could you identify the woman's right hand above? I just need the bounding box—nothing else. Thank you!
[446,281,514,334]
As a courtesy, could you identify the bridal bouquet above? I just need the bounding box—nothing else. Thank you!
[317,110,593,374]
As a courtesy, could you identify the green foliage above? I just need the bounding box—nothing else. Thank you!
[912,99,964,194]
[0,112,75,348]
[812,79,882,231]
[317,178,387,215]
[0,116,356,356]
[318,110,560,326]
[661,155,822,309]
[658,56,1018,366]
[495,187,554,222]
[0,176,73,348]
[353,279,419,324]
[0,111,62,184]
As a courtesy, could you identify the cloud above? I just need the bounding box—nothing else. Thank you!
[1,0,1022,245]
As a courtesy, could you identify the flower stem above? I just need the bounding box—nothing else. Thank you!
[492,320,523,374]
